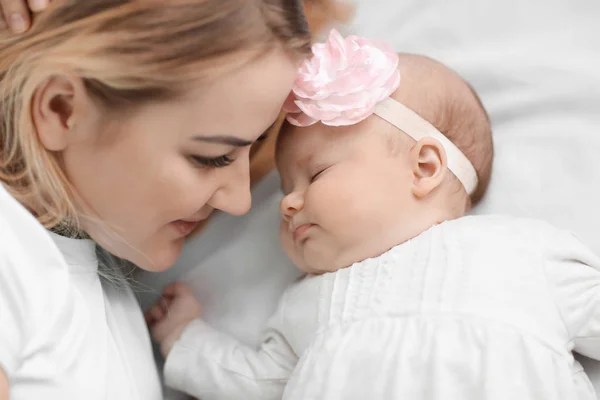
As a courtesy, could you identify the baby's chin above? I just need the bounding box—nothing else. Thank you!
[296,250,354,275]
[302,241,402,274]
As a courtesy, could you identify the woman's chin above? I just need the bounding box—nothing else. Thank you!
[133,237,185,272]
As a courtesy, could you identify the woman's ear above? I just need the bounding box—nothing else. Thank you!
[409,137,448,198]
[31,74,88,152]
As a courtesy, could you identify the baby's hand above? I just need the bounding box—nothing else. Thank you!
[145,282,202,358]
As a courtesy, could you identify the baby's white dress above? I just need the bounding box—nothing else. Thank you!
[165,216,600,399]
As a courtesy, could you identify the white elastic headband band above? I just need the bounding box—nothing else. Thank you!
[374,97,479,196]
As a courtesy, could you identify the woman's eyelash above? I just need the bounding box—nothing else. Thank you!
[256,133,269,142]
[192,155,233,168]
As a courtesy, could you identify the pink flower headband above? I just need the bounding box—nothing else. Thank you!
[283,29,479,196]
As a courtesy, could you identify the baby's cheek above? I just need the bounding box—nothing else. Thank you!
[318,183,363,227]
[279,221,297,260]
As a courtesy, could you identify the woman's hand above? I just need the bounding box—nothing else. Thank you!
[0,0,51,33]
[145,282,203,358]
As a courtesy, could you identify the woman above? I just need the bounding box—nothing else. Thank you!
[0,0,317,398]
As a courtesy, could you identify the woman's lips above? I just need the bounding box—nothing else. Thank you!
[171,220,199,237]
[293,224,314,242]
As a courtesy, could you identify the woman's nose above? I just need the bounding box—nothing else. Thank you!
[280,191,304,221]
[208,157,252,216]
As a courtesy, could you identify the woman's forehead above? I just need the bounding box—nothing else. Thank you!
[194,50,298,136]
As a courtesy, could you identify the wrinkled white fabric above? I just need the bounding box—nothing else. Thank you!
[0,186,94,399]
[0,184,162,400]
[165,216,600,400]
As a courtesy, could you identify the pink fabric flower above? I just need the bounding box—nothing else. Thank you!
[284,29,401,127]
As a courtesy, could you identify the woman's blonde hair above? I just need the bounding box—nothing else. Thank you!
[0,0,312,230]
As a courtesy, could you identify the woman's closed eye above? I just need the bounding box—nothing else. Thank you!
[191,155,234,169]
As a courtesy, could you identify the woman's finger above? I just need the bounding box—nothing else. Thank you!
[27,0,49,12]
[0,0,31,33]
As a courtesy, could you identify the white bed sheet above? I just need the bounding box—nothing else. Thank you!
[135,0,600,397]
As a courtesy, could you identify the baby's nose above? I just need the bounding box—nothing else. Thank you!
[280,192,304,220]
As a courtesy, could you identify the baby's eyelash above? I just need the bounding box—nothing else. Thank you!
[192,155,233,168]
[310,167,328,182]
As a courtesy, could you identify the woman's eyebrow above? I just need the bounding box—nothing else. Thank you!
[192,121,278,146]
[192,135,253,147]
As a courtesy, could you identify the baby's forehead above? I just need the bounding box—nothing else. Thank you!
[275,125,328,169]
[276,120,341,155]
[275,116,394,169]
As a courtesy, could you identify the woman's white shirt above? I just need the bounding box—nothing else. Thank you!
[0,185,162,400]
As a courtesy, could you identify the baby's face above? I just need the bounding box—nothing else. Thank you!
[276,118,417,274]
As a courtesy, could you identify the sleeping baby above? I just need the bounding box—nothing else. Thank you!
[146,30,600,400]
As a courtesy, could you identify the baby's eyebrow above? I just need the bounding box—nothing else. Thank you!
[296,152,314,167]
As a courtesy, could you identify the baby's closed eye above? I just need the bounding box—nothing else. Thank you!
[309,164,332,182]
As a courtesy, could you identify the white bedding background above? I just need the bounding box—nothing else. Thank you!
[136,0,600,397]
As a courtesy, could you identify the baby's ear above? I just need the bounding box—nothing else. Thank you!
[409,137,448,198]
